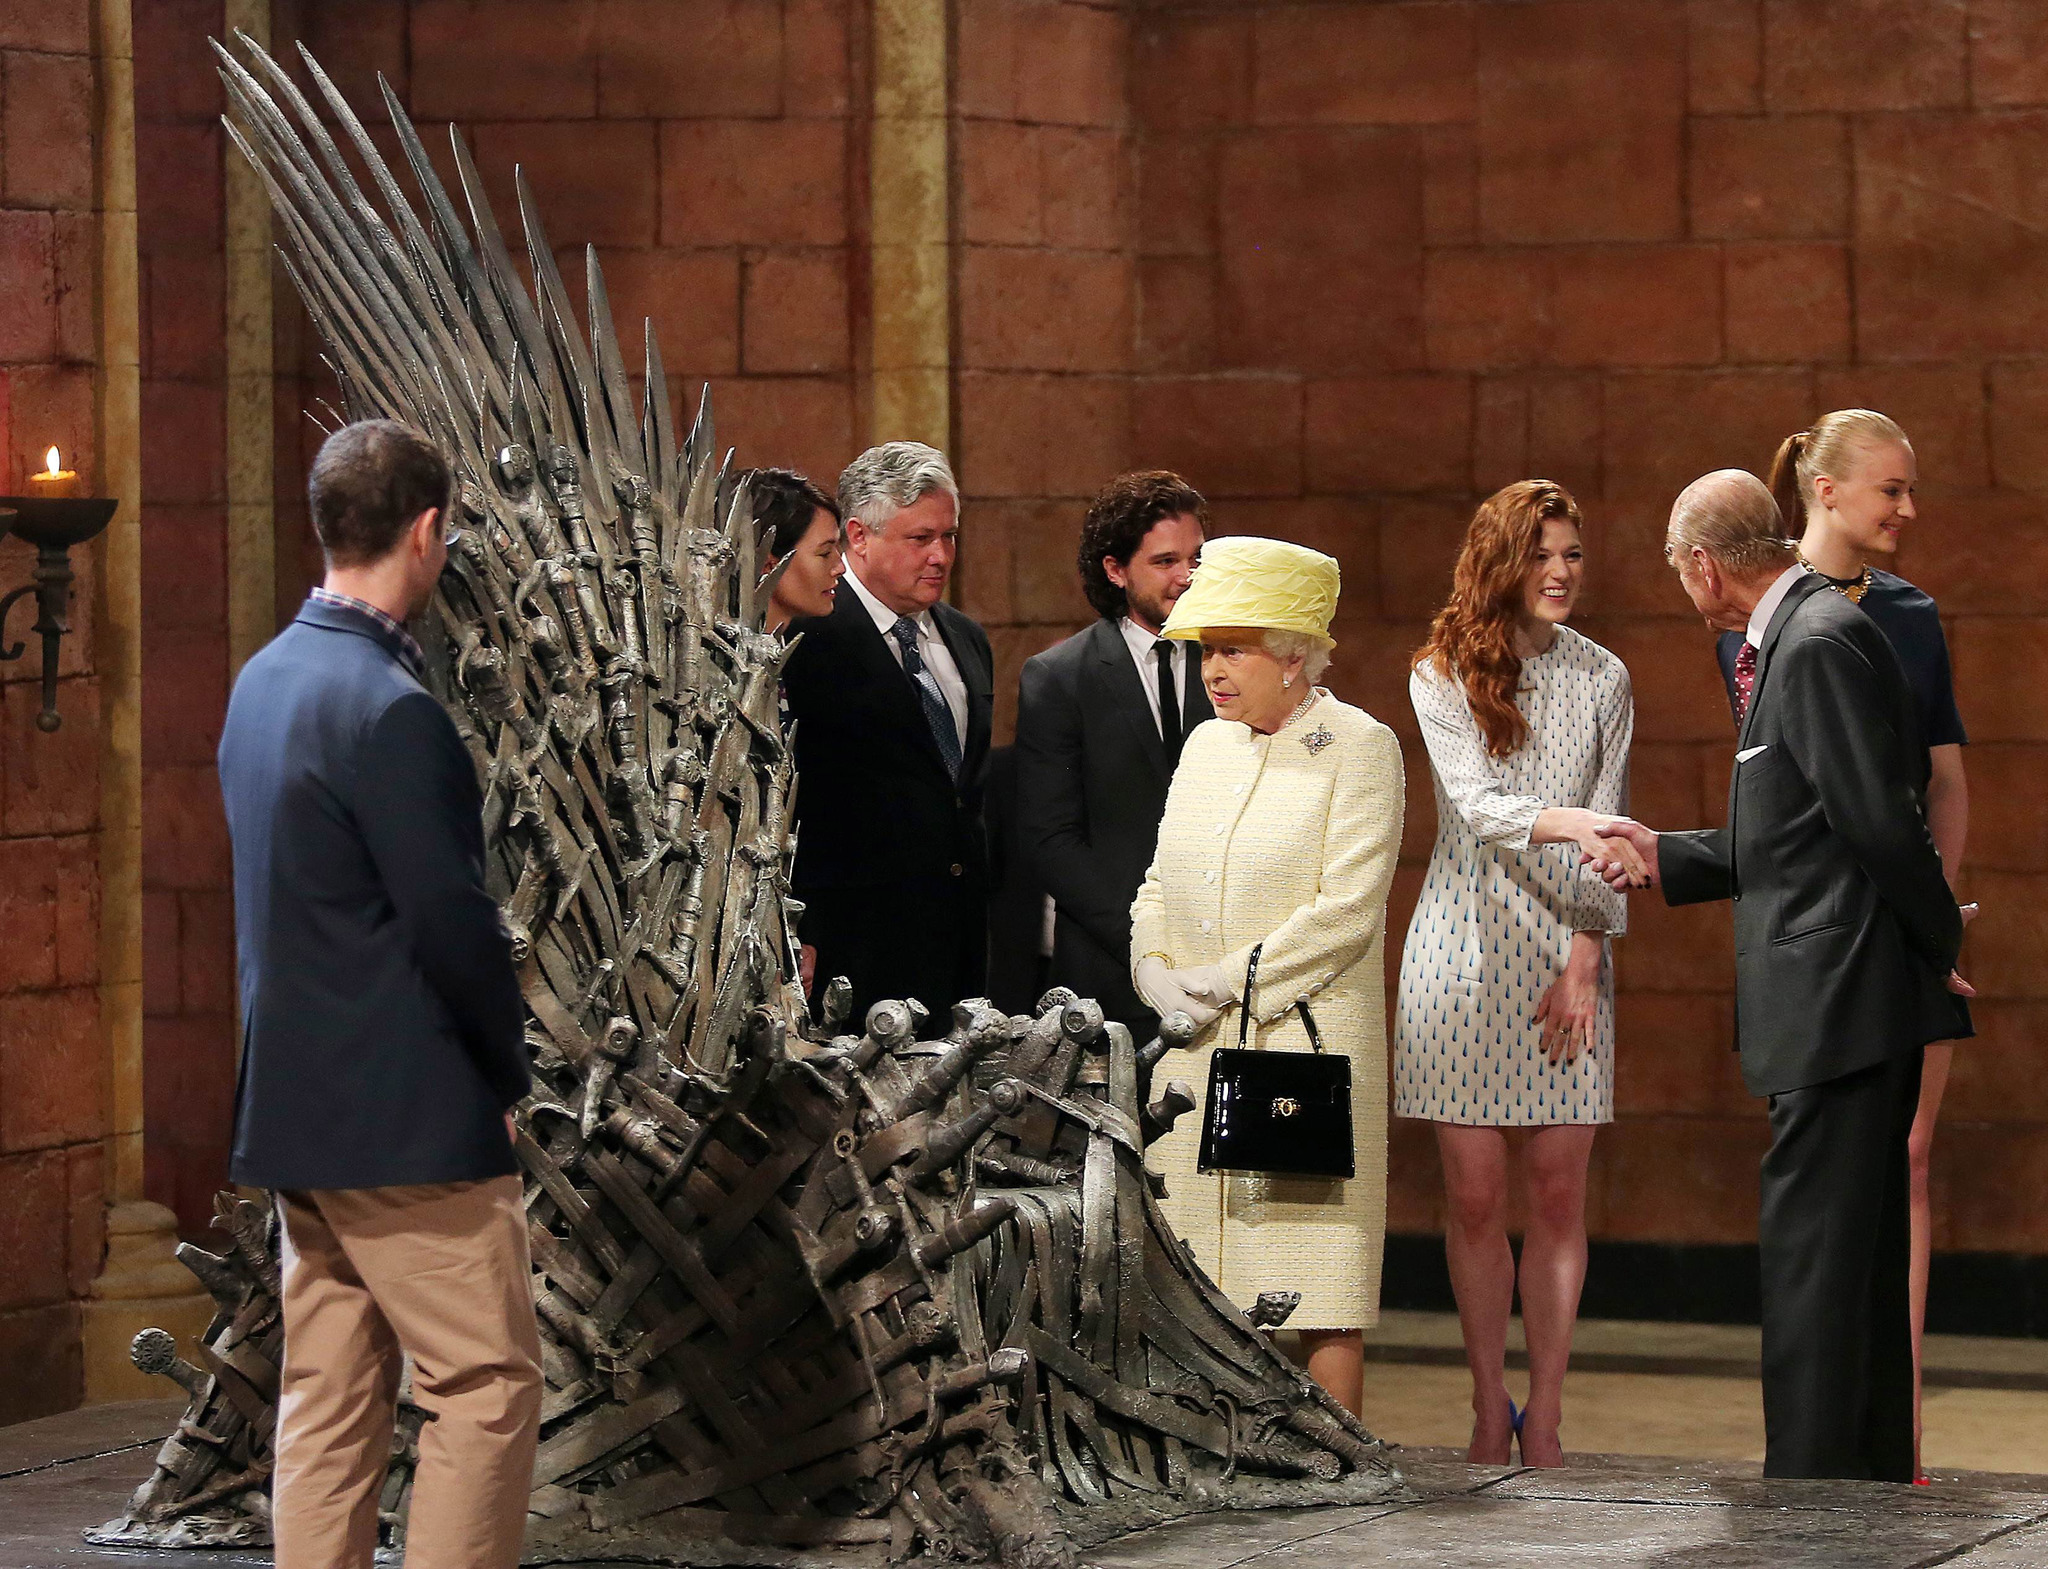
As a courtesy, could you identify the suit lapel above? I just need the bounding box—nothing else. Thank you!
[834,589,948,772]
[1091,618,1172,783]
[1180,640,1214,739]
[1738,573,1825,752]
[932,602,991,777]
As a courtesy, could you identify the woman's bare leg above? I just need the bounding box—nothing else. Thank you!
[1297,1328,1364,1416]
[1514,1125,1599,1467]
[1908,1042,1953,1478]
[1435,1123,1516,1464]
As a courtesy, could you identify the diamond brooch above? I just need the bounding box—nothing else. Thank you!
[1301,724,1335,755]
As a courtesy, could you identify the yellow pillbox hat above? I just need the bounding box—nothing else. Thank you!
[1160,536,1340,647]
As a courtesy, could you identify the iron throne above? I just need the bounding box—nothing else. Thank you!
[90,34,1403,1567]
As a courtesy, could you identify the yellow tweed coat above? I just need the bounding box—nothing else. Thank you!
[1129,693,1405,1330]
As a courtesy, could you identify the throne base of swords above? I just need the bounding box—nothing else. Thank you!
[88,34,1404,1567]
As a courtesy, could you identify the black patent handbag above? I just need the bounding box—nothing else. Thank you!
[1195,945,1355,1180]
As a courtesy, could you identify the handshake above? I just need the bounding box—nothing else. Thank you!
[1579,818,1659,891]
[1135,957,1238,1029]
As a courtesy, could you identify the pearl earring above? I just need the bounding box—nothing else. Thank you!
[1283,676,1293,688]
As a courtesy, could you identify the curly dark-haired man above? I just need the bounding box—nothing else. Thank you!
[1013,471,1209,1034]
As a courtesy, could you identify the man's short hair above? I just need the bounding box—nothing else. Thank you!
[739,466,842,558]
[1665,469,1797,580]
[308,420,452,568]
[837,442,958,534]
[1077,470,1208,620]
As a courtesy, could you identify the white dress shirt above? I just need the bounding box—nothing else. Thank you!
[1119,616,1191,741]
[1745,564,1805,651]
[845,565,969,746]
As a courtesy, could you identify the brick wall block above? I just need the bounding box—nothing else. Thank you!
[1375,496,1474,622]
[960,120,1042,247]
[1689,113,1849,241]
[1217,247,1424,374]
[785,0,851,118]
[1764,0,1967,112]
[1041,128,1127,252]
[0,985,102,1152]
[1134,136,1215,258]
[1596,1113,1768,1242]
[144,886,179,1017]
[411,0,597,121]
[1970,0,2048,107]
[1131,375,1300,498]
[596,0,781,120]
[1476,0,1685,244]
[0,0,91,53]
[1893,488,2048,615]
[0,1303,80,1424]
[742,252,849,375]
[1960,869,2048,1000]
[958,249,1132,374]
[140,505,228,632]
[1951,619,2048,741]
[1687,0,1763,115]
[139,376,226,504]
[1942,1002,2048,1123]
[1218,127,1422,257]
[1551,246,1723,370]
[472,121,658,249]
[140,626,227,768]
[0,210,58,364]
[1813,365,1989,486]
[4,680,99,836]
[1015,2,1124,129]
[1614,991,1747,1117]
[697,375,854,493]
[1252,3,1474,128]
[1137,255,1216,371]
[1132,14,1250,132]
[139,760,229,892]
[4,50,96,211]
[1855,112,2048,359]
[662,119,847,248]
[1305,374,1471,495]
[1725,243,1850,365]
[1600,369,1816,495]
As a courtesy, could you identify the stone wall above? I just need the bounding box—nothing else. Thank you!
[0,0,112,1423]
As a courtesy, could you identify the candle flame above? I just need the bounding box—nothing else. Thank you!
[41,446,60,477]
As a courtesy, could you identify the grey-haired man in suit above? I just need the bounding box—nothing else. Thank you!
[1592,469,1972,1483]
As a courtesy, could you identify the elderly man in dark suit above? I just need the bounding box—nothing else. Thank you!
[783,441,994,1024]
[1593,469,1971,1483]
[217,420,541,1569]
[1013,471,1211,1036]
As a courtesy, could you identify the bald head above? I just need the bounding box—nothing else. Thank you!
[1662,468,1796,632]
[1666,469,1793,579]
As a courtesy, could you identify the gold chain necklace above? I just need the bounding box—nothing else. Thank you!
[1797,549,1872,605]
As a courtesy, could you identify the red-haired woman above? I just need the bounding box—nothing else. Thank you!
[1395,480,1642,1468]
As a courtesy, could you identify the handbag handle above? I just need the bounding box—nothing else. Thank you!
[1238,944,1324,1053]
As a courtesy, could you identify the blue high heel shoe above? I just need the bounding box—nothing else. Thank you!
[1509,1398,1526,1463]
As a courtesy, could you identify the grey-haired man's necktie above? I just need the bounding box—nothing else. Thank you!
[891,615,963,781]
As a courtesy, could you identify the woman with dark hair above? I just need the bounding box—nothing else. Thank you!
[741,466,845,632]
[1748,410,1973,1483]
[1395,479,1643,1468]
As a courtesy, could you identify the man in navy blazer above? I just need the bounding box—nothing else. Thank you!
[218,420,540,1569]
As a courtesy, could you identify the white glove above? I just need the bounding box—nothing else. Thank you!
[1135,956,1220,1029]
[1174,962,1237,1008]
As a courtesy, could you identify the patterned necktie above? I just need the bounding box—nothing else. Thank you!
[891,615,963,781]
[1733,639,1758,726]
[1153,640,1182,765]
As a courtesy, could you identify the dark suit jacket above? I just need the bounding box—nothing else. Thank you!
[1014,618,1212,1033]
[783,587,995,1021]
[982,744,1051,1016]
[1660,574,1969,1096]
[217,597,529,1189]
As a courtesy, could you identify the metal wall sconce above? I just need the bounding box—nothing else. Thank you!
[1,449,117,733]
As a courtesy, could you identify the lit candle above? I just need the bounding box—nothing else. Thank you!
[30,446,80,499]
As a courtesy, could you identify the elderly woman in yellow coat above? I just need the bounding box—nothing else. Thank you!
[1129,537,1405,1415]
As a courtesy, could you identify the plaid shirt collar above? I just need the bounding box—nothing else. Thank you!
[309,587,426,678]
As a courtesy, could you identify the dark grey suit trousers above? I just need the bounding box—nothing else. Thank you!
[1759,1048,1922,1482]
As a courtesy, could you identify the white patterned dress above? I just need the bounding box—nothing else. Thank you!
[1394,626,1632,1126]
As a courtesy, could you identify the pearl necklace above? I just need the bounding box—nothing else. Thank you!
[1275,686,1319,732]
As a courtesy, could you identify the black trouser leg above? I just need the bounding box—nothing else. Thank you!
[1758,1049,1921,1481]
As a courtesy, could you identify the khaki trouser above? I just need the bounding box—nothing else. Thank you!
[274,1177,543,1569]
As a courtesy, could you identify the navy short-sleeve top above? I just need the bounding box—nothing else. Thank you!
[1716,569,1967,750]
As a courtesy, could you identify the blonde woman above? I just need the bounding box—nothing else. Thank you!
[1745,410,1974,1481]
[1130,537,1404,1416]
